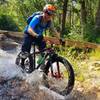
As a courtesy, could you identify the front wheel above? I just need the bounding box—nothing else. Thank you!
[44,56,75,96]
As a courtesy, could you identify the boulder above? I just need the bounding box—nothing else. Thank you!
[0,34,7,41]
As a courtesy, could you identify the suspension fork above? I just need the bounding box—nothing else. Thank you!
[49,54,54,77]
[50,61,54,77]
[50,61,61,78]
[56,61,61,77]
[49,54,61,78]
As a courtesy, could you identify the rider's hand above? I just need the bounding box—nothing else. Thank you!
[36,35,43,40]
[59,38,65,46]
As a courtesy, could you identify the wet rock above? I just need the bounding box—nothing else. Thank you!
[0,76,7,85]
[0,77,33,99]
[0,34,7,41]
[0,75,67,100]
[25,70,45,86]
[0,76,56,100]
[0,40,18,50]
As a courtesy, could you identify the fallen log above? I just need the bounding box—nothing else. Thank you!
[43,37,100,50]
[0,30,100,50]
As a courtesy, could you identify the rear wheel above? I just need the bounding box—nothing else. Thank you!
[45,56,75,96]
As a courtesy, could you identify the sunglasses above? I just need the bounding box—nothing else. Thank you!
[46,10,55,16]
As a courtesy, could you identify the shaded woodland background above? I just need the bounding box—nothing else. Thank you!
[0,1,100,99]
[0,0,100,43]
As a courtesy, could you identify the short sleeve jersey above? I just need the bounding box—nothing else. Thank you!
[24,15,51,35]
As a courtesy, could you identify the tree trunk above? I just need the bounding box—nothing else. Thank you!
[95,0,100,32]
[61,0,68,37]
[80,0,87,24]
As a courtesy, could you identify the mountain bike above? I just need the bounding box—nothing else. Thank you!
[15,38,75,96]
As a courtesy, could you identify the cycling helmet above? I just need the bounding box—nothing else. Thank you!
[43,4,56,15]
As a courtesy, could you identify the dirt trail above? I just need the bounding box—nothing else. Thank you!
[71,60,100,100]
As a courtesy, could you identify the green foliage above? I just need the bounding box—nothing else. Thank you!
[56,46,86,82]
[0,0,46,31]
[82,19,100,43]
[67,30,83,41]
[12,0,45,30]
[55,45,100,82]
[0,15,20,31]
[83,24,95,42]
[0,0,100,44]
[89,49,100,60]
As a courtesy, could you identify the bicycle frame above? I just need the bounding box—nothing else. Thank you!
[30,43,54,69]
[30,43,62,78]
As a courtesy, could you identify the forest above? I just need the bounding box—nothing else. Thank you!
[0,0,100,43]
[0,0,100,99]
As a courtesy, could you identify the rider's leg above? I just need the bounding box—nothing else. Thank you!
[21,33,33,70]
[21,33,33,53]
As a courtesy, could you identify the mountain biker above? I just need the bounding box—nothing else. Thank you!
[21,4,60,73]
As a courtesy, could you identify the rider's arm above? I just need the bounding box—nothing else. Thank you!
[49,22,60,39]
[27,16,40,37]
[28,27,38,37]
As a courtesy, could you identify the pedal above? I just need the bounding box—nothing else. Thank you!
[19,52,29,59]
[15,57,20,65]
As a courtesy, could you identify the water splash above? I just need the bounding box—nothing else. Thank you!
[0,45,24,79]
[0,42,66,99]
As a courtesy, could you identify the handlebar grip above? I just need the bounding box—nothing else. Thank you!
[59,38,65,46]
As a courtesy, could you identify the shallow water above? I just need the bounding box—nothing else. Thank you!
[0,42,23,79]
[0,41,66,99]
[0,41,50,85]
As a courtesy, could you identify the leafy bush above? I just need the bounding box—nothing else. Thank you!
[82,22,100,44]
[0,14,20,31]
